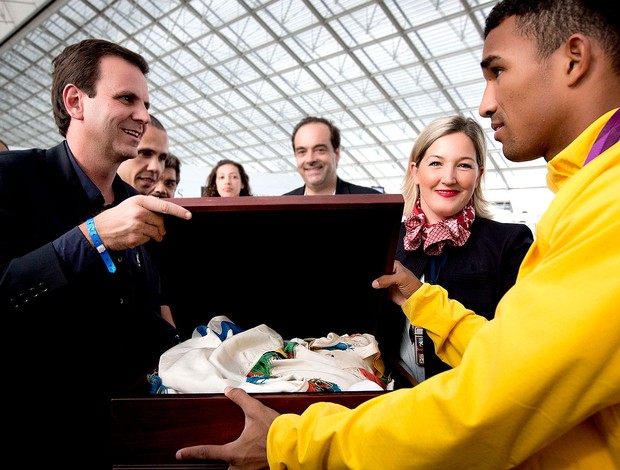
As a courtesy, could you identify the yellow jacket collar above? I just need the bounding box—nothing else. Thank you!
[547,108,620,193]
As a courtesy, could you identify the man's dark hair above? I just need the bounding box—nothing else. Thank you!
[149,114,166,132]
[485,0,620,74]
[165,153,181,184]
[51,39,149,137]
[291,116,341,152]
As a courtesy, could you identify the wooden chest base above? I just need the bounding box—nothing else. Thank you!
[111,392,384,468]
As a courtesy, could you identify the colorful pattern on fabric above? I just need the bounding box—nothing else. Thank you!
[195,319,244,340]
[147,371,169,394]
[359,367,390,388]
[306,379,341,392]
[155,317,395,393]
[247,343,298,381]
[246,339,382,392]
[403,197,475,255]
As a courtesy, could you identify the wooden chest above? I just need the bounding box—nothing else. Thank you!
[111,194,407,468]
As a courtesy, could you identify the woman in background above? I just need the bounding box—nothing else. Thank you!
[202,159,253,197]
[396,115,533,383]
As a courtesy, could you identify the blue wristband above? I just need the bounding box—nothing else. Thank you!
[86,218,116,273]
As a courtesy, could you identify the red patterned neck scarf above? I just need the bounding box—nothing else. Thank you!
[403,198,475,255]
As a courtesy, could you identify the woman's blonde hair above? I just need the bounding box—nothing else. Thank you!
[401,115,492,219]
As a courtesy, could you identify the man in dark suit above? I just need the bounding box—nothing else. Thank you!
[283,116,383,195]
[0,39,191,468]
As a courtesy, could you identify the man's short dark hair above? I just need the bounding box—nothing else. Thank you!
[149,114,166,132]
[485,0,620,74]
[291,116,341,152]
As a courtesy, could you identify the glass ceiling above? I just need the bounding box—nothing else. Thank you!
[0,0,552,221]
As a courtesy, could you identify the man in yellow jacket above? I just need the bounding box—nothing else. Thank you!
[175,0,620,468]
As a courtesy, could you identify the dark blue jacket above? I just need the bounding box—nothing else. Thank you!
[284,177,382,195]
[394,217,533,380]
[0,142,177,467]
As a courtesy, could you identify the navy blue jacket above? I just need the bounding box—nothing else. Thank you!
[394,217,534,380]
[0,142,177,467]
[284,177,382,195]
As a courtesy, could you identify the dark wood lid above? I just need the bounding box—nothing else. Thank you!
[162,194,404,342]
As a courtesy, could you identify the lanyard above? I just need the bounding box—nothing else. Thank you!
[429,252,448,285]
[583,108,620,166]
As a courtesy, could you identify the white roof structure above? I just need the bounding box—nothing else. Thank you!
[0,0,552,222]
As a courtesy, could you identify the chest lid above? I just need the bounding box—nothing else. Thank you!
[162,194,404,342]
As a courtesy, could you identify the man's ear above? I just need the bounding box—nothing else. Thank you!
[564,34,591,86]
[63,84,85,120]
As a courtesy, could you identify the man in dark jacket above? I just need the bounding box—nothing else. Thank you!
[0,39,191,468]
[284,116,382,195]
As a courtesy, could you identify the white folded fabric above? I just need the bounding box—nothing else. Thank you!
[157,316,393,394]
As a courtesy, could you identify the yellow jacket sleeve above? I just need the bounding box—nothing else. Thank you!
[402,282,487,367]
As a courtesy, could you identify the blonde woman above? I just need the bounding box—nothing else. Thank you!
[396,115,533,382]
